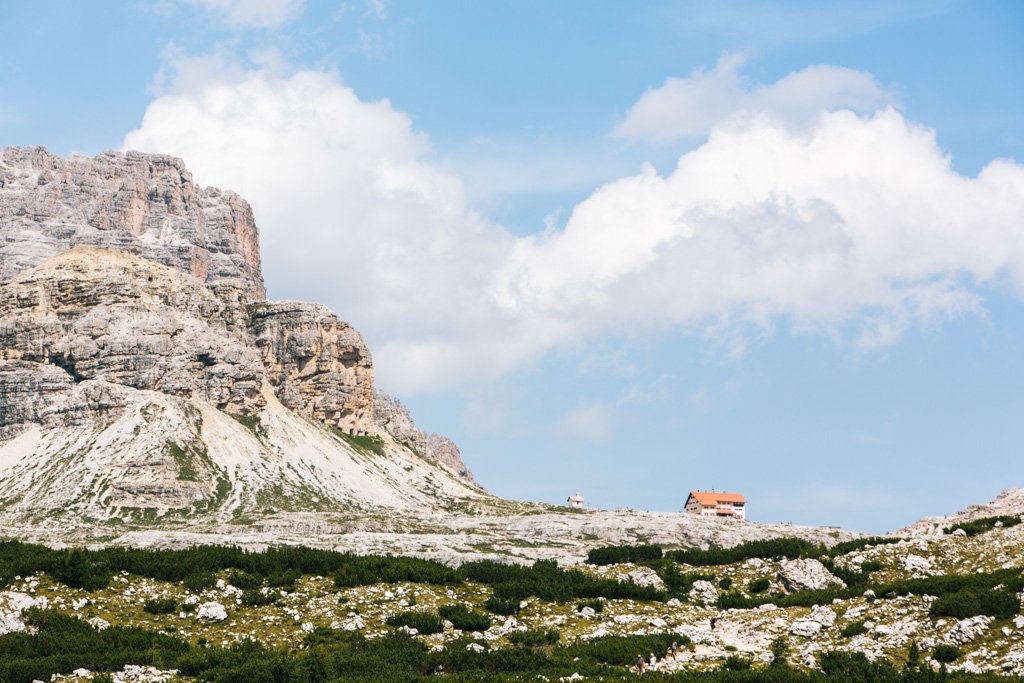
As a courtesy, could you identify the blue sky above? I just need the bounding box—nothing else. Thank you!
[2,1,1023,532]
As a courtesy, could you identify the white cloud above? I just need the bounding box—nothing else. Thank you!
[184,0,304,29]
[124,54,1024,395]
[614,53,891,143]
[553,403,613,443]
[494,107,1024,350]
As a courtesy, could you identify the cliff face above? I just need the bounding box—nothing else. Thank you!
[250,302,375,436]
[0,146,479,520]
[0,247,265,433]
[0,146,265,299]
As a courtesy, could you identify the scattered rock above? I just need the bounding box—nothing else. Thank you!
[948,616,992,646]
[791,620,823,637]
[689,580,718,605]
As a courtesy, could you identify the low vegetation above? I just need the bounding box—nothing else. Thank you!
[944,515,1021,537]
[0,531,1022,681]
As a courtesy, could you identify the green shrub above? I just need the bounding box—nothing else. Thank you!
[840,620,868,637]
[184,572,216,591]
[944,515,1021,537]
[748,577,770,593]
[928,587,1020,619]
[240,589,280,607]
[484,597,520,615]
[575,599,604,613]
[438,604,491,631]
[825,537,901,557]
[770,637,789,668]
[669,537,818,566]
[718,577,733,590]
[561,634,681,666]
[266,569,301,588]
[227,570,263,589]
[722,654,752,670]
[933,644,961,663]
[142,598,177,615]
[586,544,663,565]
[509,629,560,646]
[385,610,444,635]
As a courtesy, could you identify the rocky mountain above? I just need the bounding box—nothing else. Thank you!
[0,247,486,523]
[0,146,484,527]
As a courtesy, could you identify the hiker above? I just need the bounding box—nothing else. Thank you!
[670,639,679,660]
[649,652,657,671]
[635,654,646,674]
[710,616,718,630]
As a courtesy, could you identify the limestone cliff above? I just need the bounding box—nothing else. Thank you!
[0,249,485,520]
[0,146,265,299]
[0,247,264,433]
[250,301,375,436]
[0,146,479,520]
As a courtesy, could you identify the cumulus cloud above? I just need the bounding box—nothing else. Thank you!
[124,54,1024,394]
[495,107,1024,349]
[184,0,304,28]
[614,53,891,143]
[554,403,613,443]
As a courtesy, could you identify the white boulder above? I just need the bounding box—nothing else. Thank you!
[195,601,228,623]
[689,580,718,605]
[777,559,845,593]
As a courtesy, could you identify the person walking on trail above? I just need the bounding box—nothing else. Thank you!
[649,652,657,671]
[710,616,718,630]
[670,639,679,660]
[635,654,646,674]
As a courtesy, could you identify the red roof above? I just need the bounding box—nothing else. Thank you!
[687,491,745,505]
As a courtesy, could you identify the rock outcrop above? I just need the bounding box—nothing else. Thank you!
[0,249,486,520]
[897,488,1024,537]
[373,390,475,482]
[250,301,374,436]
[0,146,265,298]
[0,146,482,499]
[0,247,264,439]
[776,558,845,593]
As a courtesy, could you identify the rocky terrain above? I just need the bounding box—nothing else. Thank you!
[0,493,1022,680]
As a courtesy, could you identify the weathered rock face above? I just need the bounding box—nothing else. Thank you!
[249,301,374,436]
[373,390,475,483]
[0,146,265,299]
[0,246,265,439]
[0,147,483,518]
[776,558,845,593]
